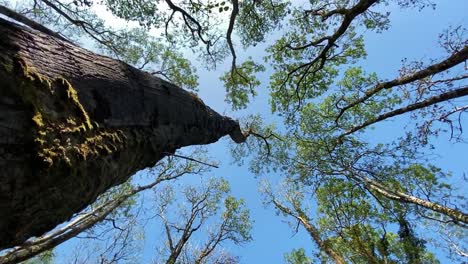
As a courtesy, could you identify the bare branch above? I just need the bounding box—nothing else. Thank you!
[164,0,213,57]
[162,152,219,168]
[0,4,71,43]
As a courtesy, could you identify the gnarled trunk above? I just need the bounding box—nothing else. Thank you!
[0,18,245,249]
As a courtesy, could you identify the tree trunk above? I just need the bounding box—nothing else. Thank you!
[0,18,245,249]
[272,200,346,264]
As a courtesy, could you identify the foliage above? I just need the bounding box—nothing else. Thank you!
[221,59,265,110]
[22,251,54,264]
[284,248,312,264]
[153,177,252,264]
[0,0,466,262]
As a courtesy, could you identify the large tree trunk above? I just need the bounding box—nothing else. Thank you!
[0,18,245,249]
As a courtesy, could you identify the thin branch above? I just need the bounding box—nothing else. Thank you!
[38,0,119,54]
[336,45,468,122]
[0,165,190,264]
[340,86,468,137]
[245,129,282,156]
[347,168,468,225]
[162,152,218,168]
[282,0,378,107]
[272,200,346,264]
[0,4,71,43]
[164,0,210,47]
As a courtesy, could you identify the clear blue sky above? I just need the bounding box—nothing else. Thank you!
[49,0,467,263]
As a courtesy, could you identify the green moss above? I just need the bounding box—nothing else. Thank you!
[10,57,127,167]
[32,112,44,127]
[104,145,113,154]
[66,117,77,126]
[15,57,52,91]
[38,148,58,167]
[56,77,93,130]
[34,137,46,146]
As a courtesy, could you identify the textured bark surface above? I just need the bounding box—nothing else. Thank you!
[0,18,244,249]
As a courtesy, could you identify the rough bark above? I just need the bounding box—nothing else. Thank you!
[0,18,245,249]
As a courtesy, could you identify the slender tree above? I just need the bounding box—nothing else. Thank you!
[153,178,252,264]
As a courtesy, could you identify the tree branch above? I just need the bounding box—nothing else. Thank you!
[162,152,219,168]
[340,86,468,137]
[272,200,346,264]
[0,164,190,264]
[38,0,119,53]
[283,0,378,106]
[347,167,468,225]
[0,4,71,43]
[336,45,468,122]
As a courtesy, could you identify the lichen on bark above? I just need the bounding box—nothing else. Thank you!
[13,57,125,167]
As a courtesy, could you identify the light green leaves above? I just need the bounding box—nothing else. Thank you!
[104,0,162,27]
[284,248,312,264]
[221,59,265,110]
[236,0,289,47]
[222,196,253,243]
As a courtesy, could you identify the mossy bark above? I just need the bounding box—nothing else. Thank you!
[0,18,245,249]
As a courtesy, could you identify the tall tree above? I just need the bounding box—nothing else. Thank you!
[0,15,247,249]
[0,0,466,262]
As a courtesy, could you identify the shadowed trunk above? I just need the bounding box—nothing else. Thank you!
[0,18,245,249]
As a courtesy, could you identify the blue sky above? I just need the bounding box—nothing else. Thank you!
[35,0,468,262]
[190,1,468,262]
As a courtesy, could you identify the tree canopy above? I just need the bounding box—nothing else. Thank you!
[0,0,467,263]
